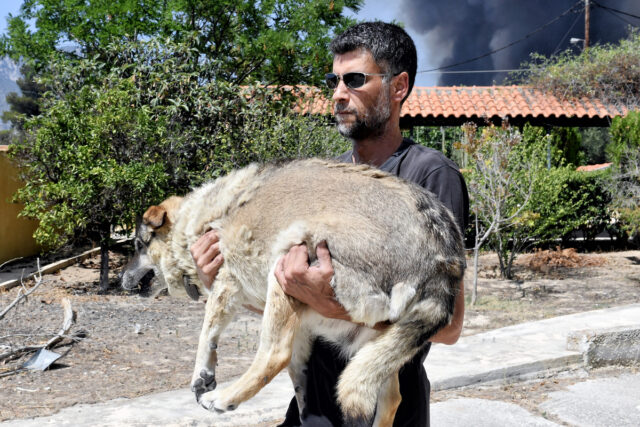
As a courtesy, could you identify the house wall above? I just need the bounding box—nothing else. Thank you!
[0,145,39,264]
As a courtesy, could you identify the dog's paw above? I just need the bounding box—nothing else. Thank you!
[191,369,217,402]
[337,383,376,426]
[198,389,238,413]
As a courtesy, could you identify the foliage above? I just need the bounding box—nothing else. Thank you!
[0,0,361,86]
[550,127,583,166]
[608,110,640,166]
[9,37,347,289]
[580,127,609,165]
[527,167,611,244]
[458,123,543,299]
[404,126,463,158]
[520,124,585,167]
[606,111,640,241]
[515,29,640,110]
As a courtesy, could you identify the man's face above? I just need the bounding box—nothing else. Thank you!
[331,50,391,140]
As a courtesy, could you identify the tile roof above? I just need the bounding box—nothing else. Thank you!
[403,86,627,122]
[292,85,628,126]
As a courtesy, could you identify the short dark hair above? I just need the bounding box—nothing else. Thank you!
[330,22,418,99]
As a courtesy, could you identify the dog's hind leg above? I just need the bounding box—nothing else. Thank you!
[337,298,450,425]
[191,267,240,403]
[199,267,301,413]
[372,372,401,427]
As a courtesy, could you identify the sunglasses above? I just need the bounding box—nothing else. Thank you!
[324,72,388,89]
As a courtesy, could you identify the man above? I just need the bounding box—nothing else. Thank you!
[191,22,468,427]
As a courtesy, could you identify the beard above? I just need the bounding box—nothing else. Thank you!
[335,87,391,140]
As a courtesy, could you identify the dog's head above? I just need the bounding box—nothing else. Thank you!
[121,196,200,298]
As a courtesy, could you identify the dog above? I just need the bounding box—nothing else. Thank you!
[121,159,465,426]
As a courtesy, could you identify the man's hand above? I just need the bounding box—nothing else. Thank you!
[275,242,351,321]
[190,230,224,290]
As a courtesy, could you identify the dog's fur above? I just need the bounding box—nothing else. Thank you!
[121,159,465,426]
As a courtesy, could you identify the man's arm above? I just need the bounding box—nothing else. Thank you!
[429,279,464,345]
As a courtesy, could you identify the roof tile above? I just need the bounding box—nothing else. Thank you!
[292,85,627,122]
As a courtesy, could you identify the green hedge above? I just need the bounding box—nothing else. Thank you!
[527,167,611,244]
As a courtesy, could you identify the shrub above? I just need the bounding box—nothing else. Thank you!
[527,167,611,244]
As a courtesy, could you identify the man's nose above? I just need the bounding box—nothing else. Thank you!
[331,79,349,103]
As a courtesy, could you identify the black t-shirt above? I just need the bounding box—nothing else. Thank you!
[279,139,469,427]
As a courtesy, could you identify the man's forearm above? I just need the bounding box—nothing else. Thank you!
[430,279,465,345]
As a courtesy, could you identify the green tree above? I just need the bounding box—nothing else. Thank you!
[458,123,543,301]
[0,0,361,85]
[9,38,347,291]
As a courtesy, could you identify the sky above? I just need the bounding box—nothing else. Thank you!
[0,0,21,35]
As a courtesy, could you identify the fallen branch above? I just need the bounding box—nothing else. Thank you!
[44,298,76,349]
[0,298,77,364]
[0,260,44,321]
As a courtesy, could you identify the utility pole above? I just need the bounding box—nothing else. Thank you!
[584,0,590,49]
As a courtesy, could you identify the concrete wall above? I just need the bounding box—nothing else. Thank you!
[0,145,39,264]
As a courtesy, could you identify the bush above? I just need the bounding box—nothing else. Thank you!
[527,167,611,244]
[517,30,640,110]
[608,111,640,166]
[607,111,640,242]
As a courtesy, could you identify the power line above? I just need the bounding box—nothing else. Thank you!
[552,10,582,55]
[593,3,640,27]
[592,1,640,20]
[421,69,528,74]
[417,0,583,74]
[597,6,640,27]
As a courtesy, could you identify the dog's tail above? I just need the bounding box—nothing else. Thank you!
[336,297,450,426]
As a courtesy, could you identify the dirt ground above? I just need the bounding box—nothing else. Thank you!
[0,246,639,422]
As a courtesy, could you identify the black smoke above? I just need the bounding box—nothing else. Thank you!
[398,0,640,86]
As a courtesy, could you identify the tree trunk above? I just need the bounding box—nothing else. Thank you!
[99,226,111,292]
[472,215,480,305]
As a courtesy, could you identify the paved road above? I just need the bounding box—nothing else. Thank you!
[2,304,639,426]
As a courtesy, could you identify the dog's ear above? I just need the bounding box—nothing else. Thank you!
[143,205,168,230]
[142,196,183,234]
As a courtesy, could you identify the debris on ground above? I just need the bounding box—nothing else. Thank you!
[527,247,606,273]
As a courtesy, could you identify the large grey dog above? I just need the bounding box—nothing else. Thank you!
[121,159,465,426]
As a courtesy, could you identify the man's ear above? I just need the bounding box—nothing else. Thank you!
[391,71,410,104]
[143,205,167,230]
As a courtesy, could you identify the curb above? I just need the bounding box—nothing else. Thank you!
[568,326,640,368]
[0,238,131,292]
[432,353,583,391]
[434,323,640,391]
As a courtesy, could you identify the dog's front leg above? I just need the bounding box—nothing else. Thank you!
[288,326,313,421]
[199,269,301,413]
[191,267,239,403]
